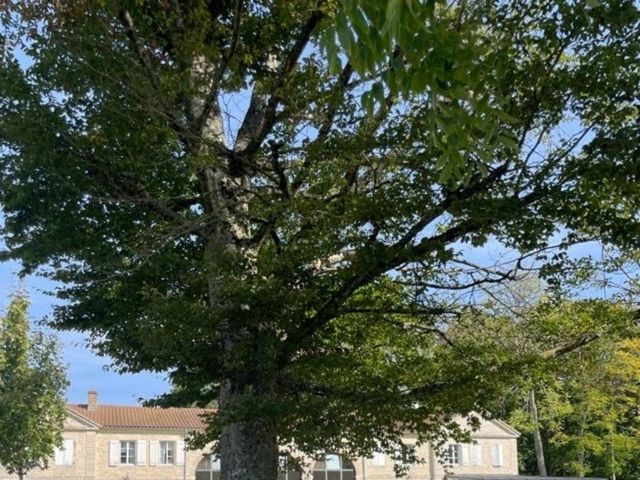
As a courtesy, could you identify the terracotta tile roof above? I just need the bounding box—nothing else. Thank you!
[68,404,213,430]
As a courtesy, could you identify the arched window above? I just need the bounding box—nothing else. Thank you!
[313,455,356,480]
[196,454,301,480]
[195,455,220,480]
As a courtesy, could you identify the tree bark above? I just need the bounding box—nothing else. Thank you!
[529,389,548,476]
[219,378,279,480]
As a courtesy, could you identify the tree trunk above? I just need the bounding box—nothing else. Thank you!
[219,379,279,480]
[577,409,587,478]
[610,437,616,480]
[193,52,280,480]
[529,389,548,476]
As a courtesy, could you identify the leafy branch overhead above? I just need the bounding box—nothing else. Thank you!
[0,1,639,479]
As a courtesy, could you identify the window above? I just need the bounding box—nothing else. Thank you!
[196,455,221,480]
[160,441,175,465]
[445,443,482,466]
[313,455,355,480]
[447,444,460,466]
[120,441,136,465]
[278,454,302,480]
[394,444,415,467]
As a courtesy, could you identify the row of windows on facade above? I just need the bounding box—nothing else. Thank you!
[53,440,504,470]
[52,440,185,466]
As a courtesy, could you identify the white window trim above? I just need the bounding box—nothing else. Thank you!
[119,440,137,466]
[158,440,177,466]
[446,444,461,466]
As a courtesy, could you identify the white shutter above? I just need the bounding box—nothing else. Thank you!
[460,444,471,466]
[54,446,65,466]
[372,450,386,466]
[492,444,504,467]
[136,440,147,465]
[176,440,185,466]
[149,441,159,466]
[63,439,75,465]
[472,443,482,466]
[109,440,120,466]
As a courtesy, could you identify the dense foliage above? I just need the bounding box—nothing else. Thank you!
[0,294,68,480]
[465,281,640,479]
[1,1,639,479]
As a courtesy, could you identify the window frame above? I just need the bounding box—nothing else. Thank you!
[120,440,136,465]
[159,440,176,465]
[447,444,461,466]
[312,455,356,480]
[196,455,221,480]
[278,454,302,480]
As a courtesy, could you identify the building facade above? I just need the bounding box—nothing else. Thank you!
[0,391,521,480]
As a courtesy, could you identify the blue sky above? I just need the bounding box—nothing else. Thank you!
[0,238,170,406]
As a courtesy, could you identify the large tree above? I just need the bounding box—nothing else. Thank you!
[0,294,68,480]
[1,1,639,480]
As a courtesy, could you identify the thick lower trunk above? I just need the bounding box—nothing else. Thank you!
[529,389,547,476]
[219,380,279,480]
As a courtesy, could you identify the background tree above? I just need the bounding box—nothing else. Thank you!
[1,2,640,480]
[500,336,640,480]
[0,293,68,480]
[469,280,640,479]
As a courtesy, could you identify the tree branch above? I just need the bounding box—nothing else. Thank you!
[195,0,244,139]
[234,6,325,155]
[117,6,159,89]
[278,180,546,366]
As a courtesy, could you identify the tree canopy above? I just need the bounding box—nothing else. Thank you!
[0,293,68,480]
[1,1,639,479]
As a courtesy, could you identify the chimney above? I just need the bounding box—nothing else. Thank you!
[87,390,98,411]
